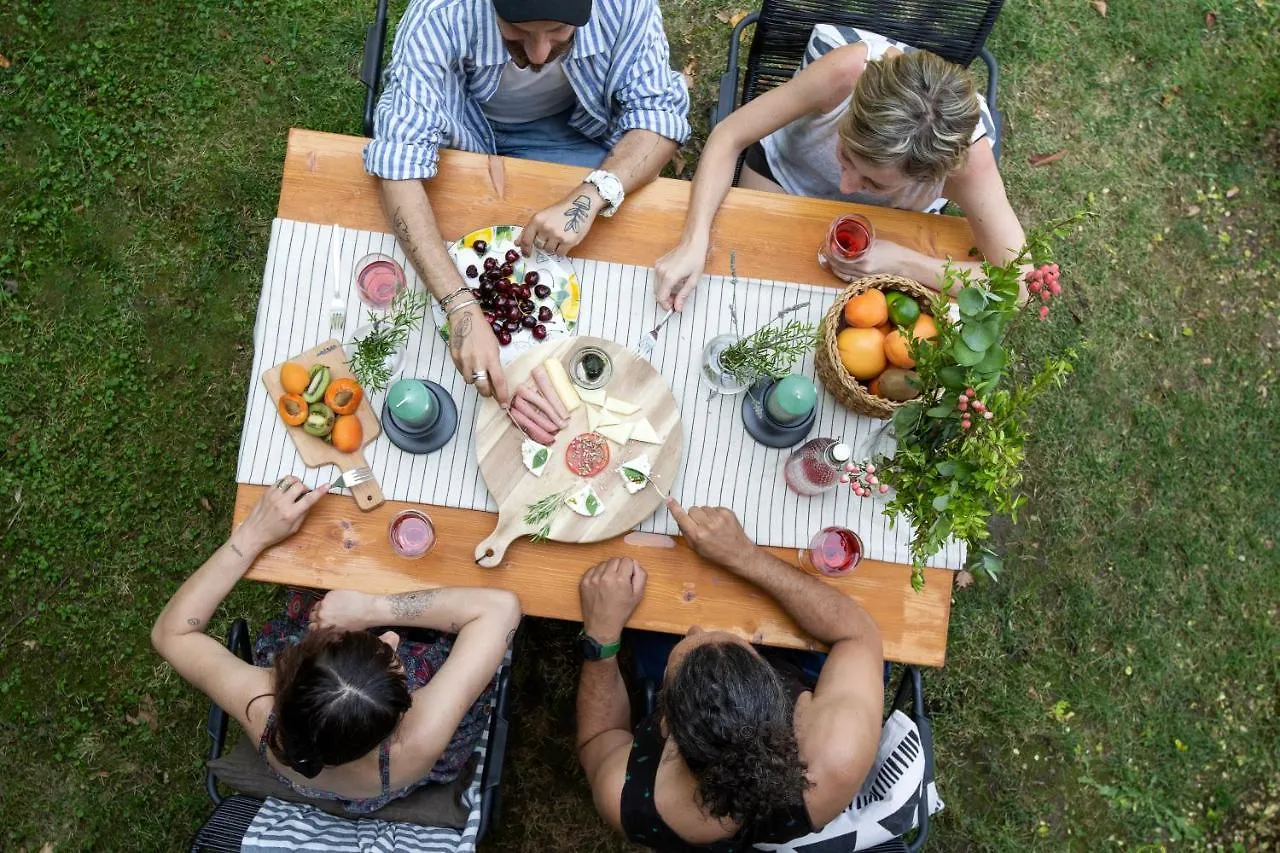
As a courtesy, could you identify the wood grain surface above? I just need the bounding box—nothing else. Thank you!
[261,338,385,510]
[237,128,956,664]
[472,337,683,566]
[235,484,952,665]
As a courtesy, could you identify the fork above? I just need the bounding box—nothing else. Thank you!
[328,226,346,333]
[331,466,373,490]
[633,308,675,360]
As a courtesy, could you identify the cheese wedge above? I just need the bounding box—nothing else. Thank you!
[586,406,621,432]
[617,455,652,494]
[603,397,639,416]
[630,418,662,444]
[577,386,607,406]
[543,358,582,412]
[521,439,550,477]
[596,422,635,446]
[564,484,605,517]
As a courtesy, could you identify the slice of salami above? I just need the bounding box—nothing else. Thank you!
[565,432,611,478]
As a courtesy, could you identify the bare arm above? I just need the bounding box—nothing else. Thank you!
[151,478,329,729]
[654,44,868,310]
[381,179,509,401]
[517,129,678,258]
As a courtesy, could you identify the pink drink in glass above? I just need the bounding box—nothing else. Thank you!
[389,510,436,558]
[355,253,407,310]
[799,526,863,577]
[817,213,875,282]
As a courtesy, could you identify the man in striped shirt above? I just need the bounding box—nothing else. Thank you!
[367,0,690,402]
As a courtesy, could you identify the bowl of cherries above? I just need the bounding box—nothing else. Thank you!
[437,225,580,363]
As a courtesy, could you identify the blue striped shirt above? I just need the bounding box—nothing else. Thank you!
[364,0,691,180]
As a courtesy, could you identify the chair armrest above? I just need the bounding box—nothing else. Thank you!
[977,47,1003,164]
[361,0,392,138]
[204,618,253,806]
[890,666,934,853]
[477,661,513,842]
[709,12,760,130]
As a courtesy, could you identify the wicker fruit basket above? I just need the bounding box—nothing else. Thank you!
[815,274,935,419]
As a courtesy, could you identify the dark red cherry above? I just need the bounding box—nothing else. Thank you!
[538,306,553,322]
[524,270,540,286]
[521,315,537,329]
[504,248,521,264]
[498,330,512,346]
[515,285,531,300]
[483,311,496,324]
[503,318,521,332]
[490,320,504,335]
[499,262,514,277]
[532,324,548,340]
[518,299,535,315]
[483,257,498,271]
[505,305,521,322]
[472,239,488,255]
[465,265,478,279]
[534,283,551,299]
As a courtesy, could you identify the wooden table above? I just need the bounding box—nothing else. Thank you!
[235,128,968,666]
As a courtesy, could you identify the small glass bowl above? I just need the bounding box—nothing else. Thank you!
[568,346,613,390]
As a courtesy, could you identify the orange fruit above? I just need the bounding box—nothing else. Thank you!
[914,314,938,340]
[874,321,892,336]
[868,377,882,397]
[837,327,887,379]
[330,415,364,453]
[842,290,888,329]
[280,361,310,396]
[884,329,916,368]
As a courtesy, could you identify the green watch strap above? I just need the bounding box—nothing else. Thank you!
[580,630,622,660]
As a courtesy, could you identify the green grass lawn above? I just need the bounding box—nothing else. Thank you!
[1,0,1277,850]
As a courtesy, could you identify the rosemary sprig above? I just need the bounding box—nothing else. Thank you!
[524,488,571,543]
[719,303,817,386]
[347,289,428,392]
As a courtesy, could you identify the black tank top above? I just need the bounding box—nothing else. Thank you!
[620,657,818,852]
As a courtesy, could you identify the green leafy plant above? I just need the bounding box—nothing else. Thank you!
[346,289,428,392]
[866,213,1089,590]
[720,314,817,386]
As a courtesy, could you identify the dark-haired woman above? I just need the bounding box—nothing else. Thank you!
[151,476,521,812]
[576,503,885,851]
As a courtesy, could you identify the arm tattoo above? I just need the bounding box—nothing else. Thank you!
[392,207,433,284]
[187,617,202,628]
[451,310,473,353]
[563,194,593,233]
[228,541,244,558]
[388,589,439,620]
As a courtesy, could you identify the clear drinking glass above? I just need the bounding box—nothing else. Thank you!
[798,526,863,577]
[354,253,407,311]
[699,333,751,396]
[817,213,875,283]
[388,509,436,558]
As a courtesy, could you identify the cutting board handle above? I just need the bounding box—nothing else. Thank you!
[474,518,532,568]
[347,450,385,511]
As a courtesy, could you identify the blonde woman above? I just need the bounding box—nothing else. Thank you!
[654,26,1025,311]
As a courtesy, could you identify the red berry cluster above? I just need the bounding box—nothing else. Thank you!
[957,386,993,431]
[840,460,890,498]
[1025,263,1062,321]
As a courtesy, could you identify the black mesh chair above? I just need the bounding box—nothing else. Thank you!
[188,619,513,852]
[360,0,393,137]
[640,664,936,852]
[712,0,1005,163]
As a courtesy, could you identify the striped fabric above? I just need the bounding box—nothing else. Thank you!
[239,686,492,853]
[235,219,965,570]
[364,0,690,181]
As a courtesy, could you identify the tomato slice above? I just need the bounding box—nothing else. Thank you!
[565,432,610,478]
[277,393,308,426]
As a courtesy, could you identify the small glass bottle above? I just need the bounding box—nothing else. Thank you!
[783,438,852,496]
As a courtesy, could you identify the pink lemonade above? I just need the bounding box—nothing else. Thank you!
[356,257,406,310]
[799,527,863,577]
[389,510,436,558]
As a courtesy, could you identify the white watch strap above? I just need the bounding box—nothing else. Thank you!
[585,170,624,218]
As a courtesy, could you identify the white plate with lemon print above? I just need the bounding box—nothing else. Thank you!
[436,224,581,365]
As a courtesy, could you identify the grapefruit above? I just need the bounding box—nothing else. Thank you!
[842,290,888,329]
[884,329,916,368]
[837,327,887,379]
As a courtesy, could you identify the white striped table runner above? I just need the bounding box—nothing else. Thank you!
[236,219,964,570]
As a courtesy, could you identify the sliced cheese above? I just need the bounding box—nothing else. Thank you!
[585,405,622,432]
[521,439,550,477]
[564,484,605,517]
[603,396,639,416]
[576,386,607,406]
[543,358,582,412]
[617,455,652,494]
[630,418,662,445]
[596,422,635,446]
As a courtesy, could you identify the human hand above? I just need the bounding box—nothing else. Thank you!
[578,557,646,644]
[653,236,709,312]
[449,303,511,403]
[666,500,756,571]
[311,589,380,631]
[236,476,330,553]
[840,238,913,279]
[518,184,603,257]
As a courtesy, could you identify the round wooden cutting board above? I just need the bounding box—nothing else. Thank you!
[474,336,683,567]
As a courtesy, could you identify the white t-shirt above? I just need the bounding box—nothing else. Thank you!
[481,56,577,125]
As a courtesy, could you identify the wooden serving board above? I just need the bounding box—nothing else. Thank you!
[473,337,683,567]
[261,339,385,510]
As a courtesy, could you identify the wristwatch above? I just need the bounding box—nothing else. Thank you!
[583,170,625,218]
[579,630,622,661]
